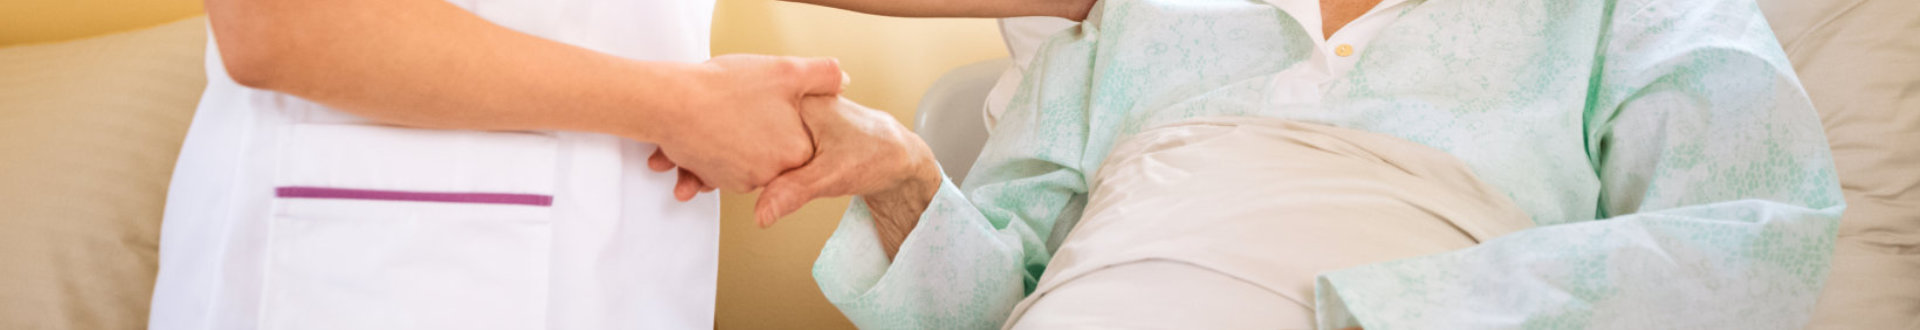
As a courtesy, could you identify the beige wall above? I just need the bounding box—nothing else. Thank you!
[710,1,1007,328]
[0,0,202,45]
[5,0,1006,329]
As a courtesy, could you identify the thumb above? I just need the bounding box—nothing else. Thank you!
[791,57,848,96]
[754,163,832,228]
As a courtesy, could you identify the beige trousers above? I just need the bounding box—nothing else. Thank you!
[1005,117,1537,329]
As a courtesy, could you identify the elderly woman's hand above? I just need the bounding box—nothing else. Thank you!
[755,97,941,257]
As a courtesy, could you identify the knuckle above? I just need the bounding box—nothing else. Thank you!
[746,169,773,185]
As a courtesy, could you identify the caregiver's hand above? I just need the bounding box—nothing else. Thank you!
[640,54,847,195]
[751,97,940,257]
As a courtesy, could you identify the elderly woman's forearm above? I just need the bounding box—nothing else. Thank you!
[861,159,944,259]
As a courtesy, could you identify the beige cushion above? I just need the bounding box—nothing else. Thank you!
[0,16,206,329]
[1756,0,1920,328]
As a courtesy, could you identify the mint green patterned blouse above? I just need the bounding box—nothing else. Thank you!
[813,0,1843,328]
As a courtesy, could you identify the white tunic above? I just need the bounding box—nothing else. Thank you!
[150,1,720,329]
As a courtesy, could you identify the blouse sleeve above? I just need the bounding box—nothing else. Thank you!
[811,27,1102,329]
[1313,0,1844,328]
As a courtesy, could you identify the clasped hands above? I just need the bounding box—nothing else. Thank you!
[644,54,941,227]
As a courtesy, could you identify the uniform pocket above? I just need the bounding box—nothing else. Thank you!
[260,124,558,330]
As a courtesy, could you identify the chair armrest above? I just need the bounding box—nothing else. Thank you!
[913,58,1011,185]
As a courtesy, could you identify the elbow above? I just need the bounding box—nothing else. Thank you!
[223,57,277,89]
[205,3,290,90]
[216,40,284,89]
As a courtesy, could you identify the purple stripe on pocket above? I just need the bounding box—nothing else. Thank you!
[275,186,553,207]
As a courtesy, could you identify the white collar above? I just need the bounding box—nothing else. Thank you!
[1261,0,1416,43]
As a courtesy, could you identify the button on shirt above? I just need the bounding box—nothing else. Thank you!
[1269,0,1416,72]
[1260,0,1419,106]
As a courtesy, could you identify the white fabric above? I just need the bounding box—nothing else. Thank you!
[1002,117,1535,329]
[985,0,1412,129]
[149,0,721,329]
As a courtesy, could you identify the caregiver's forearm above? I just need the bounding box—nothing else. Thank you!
[785,0,1097,21]
[207,0,688,142]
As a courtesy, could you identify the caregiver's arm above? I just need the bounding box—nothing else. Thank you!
[785,0,1097,20]
[1310,0,1843,328]
[207,0,843,191]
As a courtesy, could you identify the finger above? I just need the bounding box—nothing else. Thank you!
[753,164,832,228]
[648,148,676,172]
[791,57,848,96]
[675,169,705,201]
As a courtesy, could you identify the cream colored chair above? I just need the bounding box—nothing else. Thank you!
[913,58,1007,184]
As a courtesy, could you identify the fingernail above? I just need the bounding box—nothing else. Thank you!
[752,202,775,228]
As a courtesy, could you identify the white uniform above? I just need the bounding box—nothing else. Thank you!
[150,1,719,329]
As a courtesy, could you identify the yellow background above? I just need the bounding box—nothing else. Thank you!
[0,0,205,45]
[0,0,1008,329]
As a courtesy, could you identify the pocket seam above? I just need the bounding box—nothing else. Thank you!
[274,186,554,207]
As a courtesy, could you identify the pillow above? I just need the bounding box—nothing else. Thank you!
[0,16,207,329]
[1755,0,1920,327]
